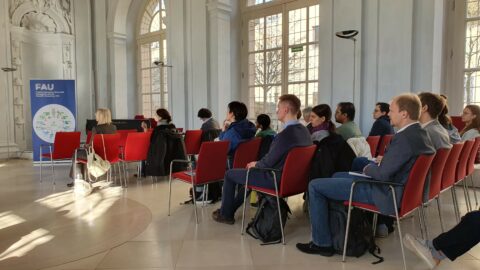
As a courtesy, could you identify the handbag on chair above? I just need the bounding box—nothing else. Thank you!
[87,134,111,178]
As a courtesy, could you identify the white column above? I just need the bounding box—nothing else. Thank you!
[108,32,129,118]
[92,0,110,109]
[208,0,232,123]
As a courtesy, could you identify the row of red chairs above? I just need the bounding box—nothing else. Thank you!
[366,134,393,157]
[342,137,480,269]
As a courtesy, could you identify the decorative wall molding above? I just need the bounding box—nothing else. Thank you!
[10,0,73,34]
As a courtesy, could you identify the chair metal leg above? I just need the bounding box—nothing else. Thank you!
[372,213,378,236]
[270,172,284,244]
[40,147,43,183]
[343,182,357,262]
[463,180,472,212]
[470,175,478,207]
[451,186,460,222]
[241,169,251,235]
[168,164,173,216]
[390,186,407,270]
[436,197,445,232]
[202,185,207,207]
[419,205,429,241]
[417,209,425,239]
[49,146,55,185]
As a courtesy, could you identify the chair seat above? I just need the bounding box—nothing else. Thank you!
[172,170,197,184]
[41,153,71,160]
[343,201,380,212]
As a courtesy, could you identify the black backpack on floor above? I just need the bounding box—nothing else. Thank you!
[246,194,291,245]
[328,200,383,264]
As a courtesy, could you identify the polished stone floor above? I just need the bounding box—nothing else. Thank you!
[0,159,479,270]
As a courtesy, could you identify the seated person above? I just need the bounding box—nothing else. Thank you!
[369,102,394,137]
[460,104,480,141]
[418,92,452,150]
[404,210,480,269]
[219,101,256,157]
[198,108,220,131]
[296,93,435,256]
[255,114,277,138]
[212,94,312,224]
[438,95,461,143]
[69,108,117,186]
[335,102,362,141]
[302,106,312,127]
[308,104,335,143]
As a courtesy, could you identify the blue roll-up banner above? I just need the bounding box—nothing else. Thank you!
[30,80,76,162]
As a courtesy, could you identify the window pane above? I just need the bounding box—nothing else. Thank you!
[249,17,265,52]
[266,14,282,49]
[249,52,265,86]
[289,8,307,45]
[265,50,282,85]
[467,0,480,18]
[142,95,152,118]
[140,44,151,68]
[288,83,306,107]
[308,44,319,81]
[142,70,151,93]
[465,71,480,105]
[309,5,320,42]
[288,47,306,82]
[466,21,480,69]
[161,10,167,29]
[151,68,160,93]
[152,94,161,110]
[307,82,318,107]
[150,12,160,32]
[151,41,160,67]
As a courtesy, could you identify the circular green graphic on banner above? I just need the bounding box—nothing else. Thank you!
[33,104,75,143]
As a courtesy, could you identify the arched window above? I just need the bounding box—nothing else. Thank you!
[137,0,168,118]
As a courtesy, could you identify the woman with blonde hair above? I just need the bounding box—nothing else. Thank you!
[68,108,117,187]
[460,104,480,141]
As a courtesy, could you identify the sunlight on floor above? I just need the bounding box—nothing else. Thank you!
[0,228,54,260]
[0,211,26,230]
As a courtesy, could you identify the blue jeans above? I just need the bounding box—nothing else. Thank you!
[220,169,278,219]
[351,157,376,172]
[309,172,375,247]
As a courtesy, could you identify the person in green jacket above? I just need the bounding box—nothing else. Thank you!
[335,102,363,140]
[255,114,277,138]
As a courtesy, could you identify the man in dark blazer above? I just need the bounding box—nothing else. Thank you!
[212,94,312,224]
[296,93,435,256]
[369,102,394,137]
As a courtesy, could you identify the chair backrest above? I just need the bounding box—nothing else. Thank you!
[278,145,317,197]
[441,143,464,190]
[232,138,262,169]
[428,148,451,200]
[184,130,203,155]
[52,131,81,158]
[366,136,381,157]
[399,154,435,216]
[467,137,480,175]
[123,132,152,161]
[117,129,137,148]
[86,131,92,144]
[377,134,393,156]
[456,140,475,182]
[92,134,121,162]
[195,141,230,184]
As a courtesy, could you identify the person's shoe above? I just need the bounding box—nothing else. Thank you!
[404,233,438,269]
[375,224,389,238]
[212,209,234,225]
[296,242,335,257]
[67,182,74,187]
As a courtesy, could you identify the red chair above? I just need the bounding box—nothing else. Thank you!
[423,148,451,233]
[465,137,480,209]
[40,131,81,184]
[377,134,393,156]
[121,132,152,183]
[232,138,262,169]
[117,129,138,150]
[342,154,435,270]
[454,140,474,216]
[439,143,464,223]
[77,134,124,186]
[184,130,203,157]
[366,136,381,157]
[86,131,92,145]
[168,141,230,223]
[240,145,317,244]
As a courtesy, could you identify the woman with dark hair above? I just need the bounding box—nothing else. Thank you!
[308,104,335,142]
[219,101,256,155]
[155,108,176,129]
[438,97,461,143]
[255,114,276,138]
[197,108,220,131]
[460,104,480,141]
